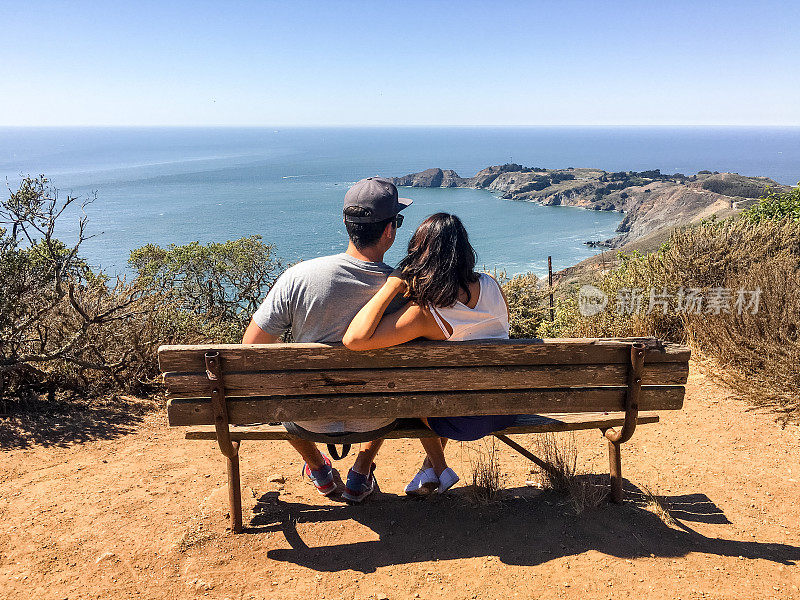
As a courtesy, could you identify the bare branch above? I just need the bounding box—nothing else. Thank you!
[68,283,92,323]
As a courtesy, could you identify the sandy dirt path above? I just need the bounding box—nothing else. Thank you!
[1,362,799,600]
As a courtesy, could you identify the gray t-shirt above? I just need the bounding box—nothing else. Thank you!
[253,252,397,434]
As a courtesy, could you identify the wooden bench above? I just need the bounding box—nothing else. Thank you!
[159,337,690,533]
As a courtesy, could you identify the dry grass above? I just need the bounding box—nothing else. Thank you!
[466,438,504,505]
[673,220,800,423]
[534,432,578,492]
[684,255,800,424]
[533,433,607,514]
[638,484,677,527]
[545,217,800,423]
[565,476,608,515]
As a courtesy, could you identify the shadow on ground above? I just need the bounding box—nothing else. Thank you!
[0,396,158,450]
[251,478,799,573]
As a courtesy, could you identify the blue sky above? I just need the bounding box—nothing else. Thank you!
[2,0,798,126]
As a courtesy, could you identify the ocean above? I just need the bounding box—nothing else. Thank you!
[1,127,798,276]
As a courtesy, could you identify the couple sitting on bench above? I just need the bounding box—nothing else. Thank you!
[242,177,516,502]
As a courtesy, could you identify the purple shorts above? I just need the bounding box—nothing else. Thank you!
[426,415,517,441]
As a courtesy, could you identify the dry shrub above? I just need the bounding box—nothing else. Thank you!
[1,176,285,407]
[666,216,799,286]
[1,268,211,405]
[670,218,799,422]
[542,216,800,423]
[0,177,161,402]
[467,438,503,504]
[539,249,685,341]
[534,432,607,514]
[685,255,800,423]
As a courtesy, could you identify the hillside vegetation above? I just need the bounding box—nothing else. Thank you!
[0,176,284,408]
[501,183,800,423]
[2,176,798,424]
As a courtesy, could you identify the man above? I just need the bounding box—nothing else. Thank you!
[242,177,412,502]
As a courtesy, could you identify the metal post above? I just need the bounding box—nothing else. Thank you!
[608,439,623,503]
[604,343,645,445]
[494,433,554,475]
[601,342,646,503]
[205,351,243,533]
[548,256,554,322]
[227,442,243,532]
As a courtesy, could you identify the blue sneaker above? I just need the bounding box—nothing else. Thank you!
[342,464,377,503]
[302,454,337,497]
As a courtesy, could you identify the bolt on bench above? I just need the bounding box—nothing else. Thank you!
[159,337,690,533]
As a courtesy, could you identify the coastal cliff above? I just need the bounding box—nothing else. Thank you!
[391,165,788,247]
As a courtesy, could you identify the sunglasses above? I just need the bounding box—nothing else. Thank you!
[394,213,404,229]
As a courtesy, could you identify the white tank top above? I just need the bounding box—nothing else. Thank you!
[429,273,510,342]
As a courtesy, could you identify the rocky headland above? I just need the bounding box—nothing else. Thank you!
[390,164,788,248]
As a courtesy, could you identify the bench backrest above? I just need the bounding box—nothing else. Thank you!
[159,337,690,427]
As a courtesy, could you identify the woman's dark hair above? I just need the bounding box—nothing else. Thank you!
[398,213,479,307]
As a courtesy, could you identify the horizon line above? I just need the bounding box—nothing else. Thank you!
[0,123,800,133]
[2,123,800,129]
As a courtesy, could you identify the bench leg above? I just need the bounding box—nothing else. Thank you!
[608,439,623,503]
[226,441,243,533]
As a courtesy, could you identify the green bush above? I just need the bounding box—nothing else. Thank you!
[1,176,287,406]
[129,236,285,343]
[501,273,549,338]
[743,183,800,223]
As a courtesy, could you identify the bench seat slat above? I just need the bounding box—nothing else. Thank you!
[158,338,690,373]
[167,386,684,426]
[164,362,688,398]
[183,412,661,440]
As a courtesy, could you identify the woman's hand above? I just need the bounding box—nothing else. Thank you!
[344,270,441,351]
[385,273,407,294]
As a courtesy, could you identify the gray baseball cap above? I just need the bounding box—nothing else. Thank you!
[343,177,413,223]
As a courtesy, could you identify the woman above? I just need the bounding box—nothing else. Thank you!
[343,213,516,495]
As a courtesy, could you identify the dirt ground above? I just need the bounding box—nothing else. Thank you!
[2,362,799,600]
